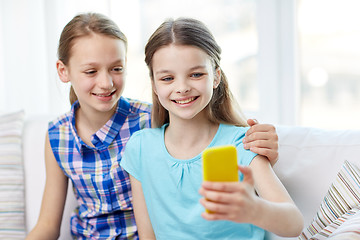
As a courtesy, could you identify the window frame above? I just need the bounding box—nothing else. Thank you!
[256,0,299,125]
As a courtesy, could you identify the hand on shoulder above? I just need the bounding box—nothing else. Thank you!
[243,119,279,166]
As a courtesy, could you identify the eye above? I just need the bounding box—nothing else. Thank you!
[112,66,124,73]
[85,70,97,75]
[160,76,174,82]
[191,72,204,78]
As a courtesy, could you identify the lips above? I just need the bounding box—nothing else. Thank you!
[172,96,198,104]
[92,90,116,97]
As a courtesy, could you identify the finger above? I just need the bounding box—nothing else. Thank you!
[244,129,278,145]
[238,165,254,186]
[201,181,240,193]
[199,197,233,214]
[245,120,262,136]
[244,133,273,144]
[244,140,278,152]
[246,124,276,137]
[246,118,258,127]
[199,187,237,204]
[248,124,276,133]
[201,208,228,221]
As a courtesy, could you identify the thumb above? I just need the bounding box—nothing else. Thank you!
[238,165,254,186]
[247,118,258,127]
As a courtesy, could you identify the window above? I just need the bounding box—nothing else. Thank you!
[4,0,356,130]
[298,0,360,129]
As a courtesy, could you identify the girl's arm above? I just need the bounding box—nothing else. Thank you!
[199,155,303,237]
[243,119,279,166]
[26,132,68,240]
[248,155,303,236]
[130,175,156,240]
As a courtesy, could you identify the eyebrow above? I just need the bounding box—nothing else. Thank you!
[154,65,207,75]
[80,59,124,67]
[190,65,207,70]
[154,70,174,76]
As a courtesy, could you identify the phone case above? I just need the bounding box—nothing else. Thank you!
[202,145,239,182]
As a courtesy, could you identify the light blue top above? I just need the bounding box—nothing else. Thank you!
[121,123,265,240]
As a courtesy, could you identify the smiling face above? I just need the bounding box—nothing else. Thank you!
[151,44,220,124]
[58,33,127,116]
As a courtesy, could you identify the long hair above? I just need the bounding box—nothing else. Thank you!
[144,18,247,128]
[57,12,128,105]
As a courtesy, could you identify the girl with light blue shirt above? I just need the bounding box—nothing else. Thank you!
[121,17,304,239]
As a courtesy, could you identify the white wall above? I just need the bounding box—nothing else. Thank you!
[0,0,52,116]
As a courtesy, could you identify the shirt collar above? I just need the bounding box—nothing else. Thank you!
[69,97,132,151]
[91,97,131,147]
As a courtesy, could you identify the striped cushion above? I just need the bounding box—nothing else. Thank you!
[0,111,26,239]
[310,206,360,239]
[299,160,360,239]
[328,205,360,239]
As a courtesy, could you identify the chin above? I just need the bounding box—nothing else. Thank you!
[96,102,118,113]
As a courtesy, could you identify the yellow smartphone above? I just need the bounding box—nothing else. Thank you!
[202,145,239,182]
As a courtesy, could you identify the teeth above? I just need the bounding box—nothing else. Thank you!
[176,97,195,104]
[95,91,114,97]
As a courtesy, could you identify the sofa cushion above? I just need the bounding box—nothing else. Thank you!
[0,111,26,239]
[299,160,360,239]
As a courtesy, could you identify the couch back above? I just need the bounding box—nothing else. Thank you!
[269,125,360,239]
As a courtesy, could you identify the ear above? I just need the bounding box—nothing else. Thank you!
[213,67,221,89]
[56,60,70,83]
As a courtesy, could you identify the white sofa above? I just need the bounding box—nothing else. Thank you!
[22,116,360,239]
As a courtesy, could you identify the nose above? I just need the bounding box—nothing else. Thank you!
[97,71,114,89]
[176,79,190,94]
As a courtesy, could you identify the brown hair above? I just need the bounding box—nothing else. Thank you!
[144,18,247,128]
[58,12,128,105]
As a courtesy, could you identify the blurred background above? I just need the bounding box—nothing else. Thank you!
[0,0,359,129]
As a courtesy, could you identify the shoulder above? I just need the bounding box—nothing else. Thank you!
[126,126,163,147]
[217,124,256,166]
[119,98,152,129]
[220,124,249,138]
[127,98,152,114]
[129,127,162,142]
[47,112,75,152]
[215,124,250,149]
[48,111,72,132]
[124,127,163,157]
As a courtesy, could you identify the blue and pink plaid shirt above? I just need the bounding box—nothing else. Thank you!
[48,97,151,239]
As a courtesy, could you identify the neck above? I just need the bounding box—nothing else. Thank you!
[75,105,116,146]
[165,117,219,159]
[78,107,114,130]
